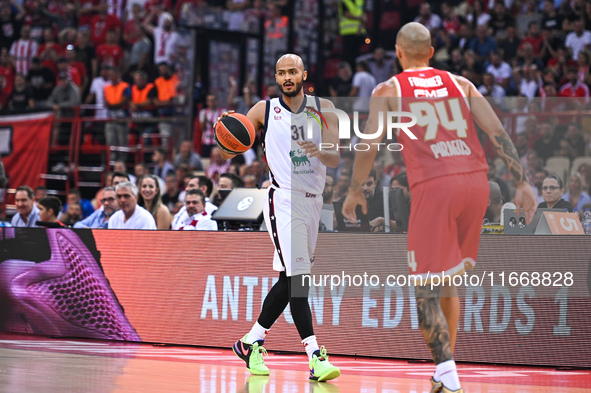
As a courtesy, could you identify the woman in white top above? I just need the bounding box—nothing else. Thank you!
[137,174,172,229]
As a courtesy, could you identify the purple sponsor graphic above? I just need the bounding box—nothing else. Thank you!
[0,228,139,341]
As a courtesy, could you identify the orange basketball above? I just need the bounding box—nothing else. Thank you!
[214,113,256,155]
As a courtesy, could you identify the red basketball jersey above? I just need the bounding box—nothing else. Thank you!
[392,68,488,188]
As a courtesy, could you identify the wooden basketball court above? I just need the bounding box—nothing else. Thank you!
[0,332,588,392]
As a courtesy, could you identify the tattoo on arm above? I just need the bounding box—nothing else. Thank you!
[415,285,453,364]
[493,134,527,184]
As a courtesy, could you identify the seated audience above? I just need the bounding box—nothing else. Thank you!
[11,185,40,227]
[37,196,65,227]
[74,187,120,228]
[137,174,172,229]
[108,181,157,229]
[484,181,503,223]
[58,202,83,226]
[172,189,218,231]
[563,174,591,212]
[537,175,574,211]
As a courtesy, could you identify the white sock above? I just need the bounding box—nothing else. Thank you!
[436,360,461,391]
[302,335,320,360]
[244,322,268,344]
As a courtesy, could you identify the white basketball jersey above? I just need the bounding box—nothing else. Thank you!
[263,96,326,195]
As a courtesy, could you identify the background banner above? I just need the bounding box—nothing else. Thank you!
[0,113,53,195]
[0,228,589,368]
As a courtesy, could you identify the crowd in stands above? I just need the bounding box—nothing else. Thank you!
[5,0,591,230]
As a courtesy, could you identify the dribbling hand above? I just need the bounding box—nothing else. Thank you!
[342,189,367,224]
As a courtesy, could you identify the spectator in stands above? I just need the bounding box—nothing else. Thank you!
[11,185,40,227]
[112,171,130,187]
[206,146,231,185]
[526,151,544,188]
[172,188,217,230]
[95,30,124,72]
[414,3,441,31]
[517,7,543,42]
[154,62,179,148]
[558,67,590,100]
[390,172,410,203]
[227,76,260,115]
[34,186,47,200]
[65,46,88,91]
[90,3,121,48]
[37,196,65,227]
[123,3,145,48]
[134,162,149,183]
[487,159,511,203]
[0,48,14,98]
[0,2,24,51]
[466,0,490,28]
[75,186,120,228]
[264,82,280,99]
[174,140,203,171]
[350,60,376,114]
[137,173,171,229]
[8,72,34,111]
[486,51,512,90]
[85,64,109,119]
[478,72,506,108]
[174,175,217,227]
[469,24,498,60]
[104,67,130,161]
[26,56,55,107]
[576,163,591,193]
[538,174,574,211]
[532,168,548,204]
[152,148,175,179]
[498,24,521,63]
[200,93,226,157]
[113,162,136,183]
[243,174,257,188]
[540,27,561,65]
[56,56,82,88]
[328,61,352,99]
[563,173,591,212]
[484,181,503,223]
[356,47,396,84]
[142,10,179,67]
[126,70,157,140]
[564,19,591,61]
[108,181,157,229]
[9,25,37,77]
[541,0,564,33]
[559,122,586,159]
[124,20,151,77]
[58,201,83,226]
[533,121,561,163]
[362,169,388,232]
[514,64,539,98]
[323,174,335,205]
[338,0,367,69]
[162,173,180,213]
[75,29,95,79]
[48,72,80,145]
[78,0,101,29]
[63,188,95,218]
[489,1,515,38]
[249,160,268,187]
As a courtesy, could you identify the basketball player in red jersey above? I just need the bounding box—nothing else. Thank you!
[343,23,537,392]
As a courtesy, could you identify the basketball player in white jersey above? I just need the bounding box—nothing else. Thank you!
[217,54,341,382]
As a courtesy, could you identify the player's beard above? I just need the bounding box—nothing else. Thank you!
[279,78,303,97]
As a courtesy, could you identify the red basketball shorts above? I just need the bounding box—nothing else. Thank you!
[406,170,489,279]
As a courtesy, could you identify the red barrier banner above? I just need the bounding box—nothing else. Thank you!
[0,228,589,368]
[0,112,53,193]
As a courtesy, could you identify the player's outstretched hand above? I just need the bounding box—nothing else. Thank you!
[214,110,237,160]
[514,182,538,225]
[342,189,367,223]
[297,140,320,158]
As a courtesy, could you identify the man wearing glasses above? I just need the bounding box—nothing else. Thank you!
[74,187,120,229]
[537,175,574,212]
